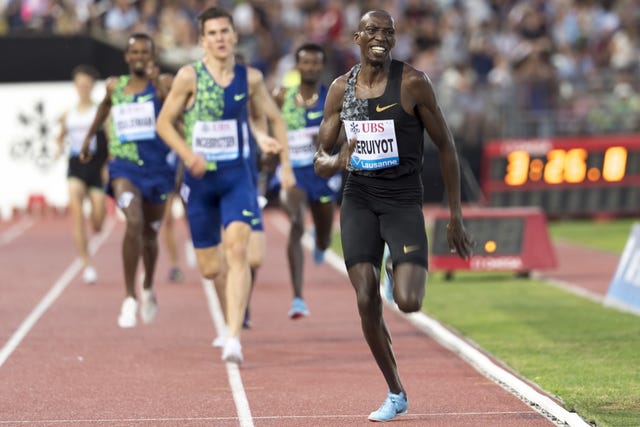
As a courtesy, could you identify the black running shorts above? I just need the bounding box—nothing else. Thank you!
[340,173,428,270]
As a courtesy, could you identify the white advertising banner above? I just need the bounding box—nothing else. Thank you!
[605,223,640,315]
[0,81,105,220]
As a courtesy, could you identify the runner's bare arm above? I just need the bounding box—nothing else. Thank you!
[314,75,351,178]
[156,65,206,177]
[79,77,115,162]
[248,67,296,190]
[409,67,473,259]
[55,111,68,159]
[247,68,284,156]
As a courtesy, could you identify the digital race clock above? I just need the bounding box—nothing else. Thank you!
[481,134,640,217]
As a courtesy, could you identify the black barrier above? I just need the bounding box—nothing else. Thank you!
[1,35,139,83]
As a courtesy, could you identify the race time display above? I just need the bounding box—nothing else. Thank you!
[481,134,640,217]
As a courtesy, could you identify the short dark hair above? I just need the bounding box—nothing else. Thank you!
[71,64,99,80]
[126,32,155,53]
[197,7,234,35]
[295,43,326,64]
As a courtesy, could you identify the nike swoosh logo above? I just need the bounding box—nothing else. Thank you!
[307,111,323,120]
[375,103,397,113]
[137,94,154,103]
[242,209,254,217]
[403,244,420,254]
[234,93,246,101]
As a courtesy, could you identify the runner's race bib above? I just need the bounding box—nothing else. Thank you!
[192,119,240,162]
[343,120,399,170]
[112,101,156,142]
[287,126,319,167]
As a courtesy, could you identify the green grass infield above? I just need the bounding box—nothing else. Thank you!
[330,218,640,427]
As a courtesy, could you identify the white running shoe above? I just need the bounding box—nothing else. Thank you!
[212,324,228,348]
[221,337,243,364]
[82,266,97,284]
[140,288,158,324]
[118,297,138,328]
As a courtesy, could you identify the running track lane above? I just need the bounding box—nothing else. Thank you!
[0,210,567,426]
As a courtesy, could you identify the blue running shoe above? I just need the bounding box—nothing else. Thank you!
[288,297,310,319]
[313,246,325,265]
[309,228,325,265]
[368,391,408,422]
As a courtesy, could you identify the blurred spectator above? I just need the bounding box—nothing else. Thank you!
[157,0,194,49]
[467,18,496,85]
[411,15,446,82]
[305,0,342,45]
[54,0,93,34]
[132,0,159,38]
[20,0,56,31]
[104,0,139,38]
[603,19,636,71]
[2,0,24,33]
[438,60,483,145]
[3,0,639,138]
[438,1,468,65]
[512,41,559,137]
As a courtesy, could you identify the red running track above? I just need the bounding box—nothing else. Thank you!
[0,208,588,426]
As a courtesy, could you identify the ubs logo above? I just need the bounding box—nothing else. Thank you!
[360,122,385,133]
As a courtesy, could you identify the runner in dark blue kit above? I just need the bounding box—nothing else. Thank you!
[313,10,473,422]
[156,7,289,365]
[80,33,175,329]
[273,43,341,319]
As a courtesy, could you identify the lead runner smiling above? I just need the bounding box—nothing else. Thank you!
[313,9,474,422]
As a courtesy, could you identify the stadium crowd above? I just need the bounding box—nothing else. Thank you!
[2,0,639,143]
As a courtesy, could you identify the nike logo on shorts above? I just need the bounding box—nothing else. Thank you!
[403,244,420,254]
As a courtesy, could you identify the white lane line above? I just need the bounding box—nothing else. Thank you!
[0,417,241,425]
[402,313,588,427]
[269,213,589,427]
[0,218,115,368]
[0,411,541,424]
[0,217,34,246]
[201,278,254,427]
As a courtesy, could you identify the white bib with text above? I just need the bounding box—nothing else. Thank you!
[343,120,399,170]
[192,119,240,162]
[287,126,319,167]
[112,101,156,142]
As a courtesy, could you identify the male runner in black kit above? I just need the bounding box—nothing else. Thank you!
[313,9,473,422]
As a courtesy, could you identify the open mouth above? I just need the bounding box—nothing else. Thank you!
[370,46,387,55]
